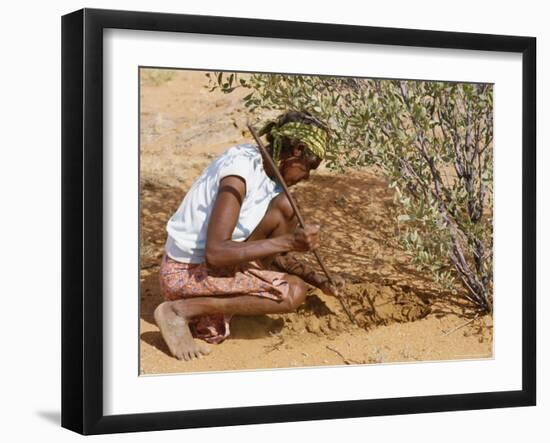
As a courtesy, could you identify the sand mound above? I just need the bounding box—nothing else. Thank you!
[281,282,431,339]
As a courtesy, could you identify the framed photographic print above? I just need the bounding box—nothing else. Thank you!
[61,8,536,435]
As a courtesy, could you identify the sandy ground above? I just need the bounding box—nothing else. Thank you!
[139,69,493,375]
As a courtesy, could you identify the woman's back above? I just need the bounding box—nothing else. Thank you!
[165,143,282,263]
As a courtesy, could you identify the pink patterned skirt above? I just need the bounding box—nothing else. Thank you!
[159,255,291,344]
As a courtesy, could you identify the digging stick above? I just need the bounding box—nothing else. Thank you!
[247,123,356,325]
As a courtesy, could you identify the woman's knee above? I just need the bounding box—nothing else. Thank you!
[247,194,295,241]
[283,275,307,311]
[271,193,294,220]
[265,194,296,237]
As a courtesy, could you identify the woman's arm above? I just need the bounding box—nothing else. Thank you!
[204,175,318,268]
[272,253,344,295]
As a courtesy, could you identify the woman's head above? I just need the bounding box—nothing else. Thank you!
[259,111,329,186]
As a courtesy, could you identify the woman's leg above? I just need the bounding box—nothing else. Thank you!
[155,193,306,360]
[155,274,307,360]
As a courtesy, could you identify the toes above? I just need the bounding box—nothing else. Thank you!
[173,343,210,362]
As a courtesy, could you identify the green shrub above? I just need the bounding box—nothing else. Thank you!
[208,72,493,313]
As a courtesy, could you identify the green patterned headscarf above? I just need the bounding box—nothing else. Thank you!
[261,121,328,164]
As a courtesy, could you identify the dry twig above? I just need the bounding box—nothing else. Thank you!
[326,345,362,365]
[443,314,479,336]
[264,336,285,354]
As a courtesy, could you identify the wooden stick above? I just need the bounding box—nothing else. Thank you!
[247,123,356,325]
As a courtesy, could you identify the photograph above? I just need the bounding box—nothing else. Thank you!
[138,67,494,375]
[1,0,545,439]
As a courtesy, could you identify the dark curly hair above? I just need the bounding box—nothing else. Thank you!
[259,110,329,165]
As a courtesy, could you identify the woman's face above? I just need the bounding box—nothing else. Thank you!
[278,144,321,187]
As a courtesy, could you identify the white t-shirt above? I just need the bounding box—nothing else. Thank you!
[165,143,283,263]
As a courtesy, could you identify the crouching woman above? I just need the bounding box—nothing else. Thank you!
[154,111,341,361]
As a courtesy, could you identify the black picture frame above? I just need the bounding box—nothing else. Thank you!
[61,8,536,435]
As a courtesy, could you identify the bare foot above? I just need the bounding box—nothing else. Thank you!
[154,302,211,361]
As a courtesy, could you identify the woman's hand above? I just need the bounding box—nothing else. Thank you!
[289,225,320,252]
[319,274,346,297]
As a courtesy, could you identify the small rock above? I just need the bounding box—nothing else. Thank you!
[379,286,394,299]
[320,321,331,335]
[305,317,321,334]
[328,317,339,331]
